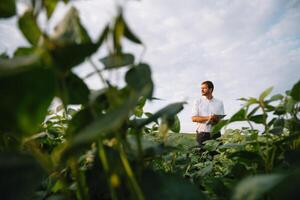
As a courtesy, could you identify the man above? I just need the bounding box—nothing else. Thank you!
[192,81,225,145]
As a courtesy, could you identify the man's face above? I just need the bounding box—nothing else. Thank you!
[201,84,212,96]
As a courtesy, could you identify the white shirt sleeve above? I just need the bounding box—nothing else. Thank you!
[192,100,199,116]
[218,101,225,115]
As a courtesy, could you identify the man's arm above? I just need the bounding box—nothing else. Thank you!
[192,115,219,123]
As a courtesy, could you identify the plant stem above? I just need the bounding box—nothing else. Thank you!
[98,140,118,200]
[117,135,144,200]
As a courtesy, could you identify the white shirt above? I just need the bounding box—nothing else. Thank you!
[192,96,225,132]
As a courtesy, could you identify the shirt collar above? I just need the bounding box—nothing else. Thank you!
[201,96,214,102]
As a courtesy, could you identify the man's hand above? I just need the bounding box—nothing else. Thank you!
[209,115,219,123]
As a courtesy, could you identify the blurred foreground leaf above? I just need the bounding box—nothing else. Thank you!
[0,153,45,200]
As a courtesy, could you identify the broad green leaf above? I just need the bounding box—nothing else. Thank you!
[219,143,245,151]
[66,108,94,137]
[0,54,43,77]
[68,93,140,147]
[197,163,213,177]
[57,72,90,105]
[122,15,142,44]
[50,42,98,71]
[49,24,108,71]
[95,25,109,47]
[125,63,153,98]
[100,53,134,69]
[141,170,207,200]
[203,177,231,199]
[228,151,263,164]
[51,7,91,44]
[274,105,286,115]
[212,119,228,134]
[13,47,35,57]
[0,68,56,135]
[203,140,220,152]
[18,10,42,46]
[169,115,181,133]
[43,0,59,19]
[229,109,246,122]
[0,153,45,200]
[245,97,258,107]
[290,80,300,101]
[238,97,248,101]
[248,114,266,124]
[269,126,283,135]
[0,0,16,18]
[133,102,186,128]
[265,104,276,112]
[259,87,273,102]
[285,97,296,113]
[267,94,284,102]
[247,106,259,117]
[232,174,285,200]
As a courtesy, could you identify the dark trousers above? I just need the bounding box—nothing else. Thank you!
[196,131,221,145]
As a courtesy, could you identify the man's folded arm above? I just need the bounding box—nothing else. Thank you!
[192,116,210,123]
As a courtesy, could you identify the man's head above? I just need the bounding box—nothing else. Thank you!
[201,81,214,97]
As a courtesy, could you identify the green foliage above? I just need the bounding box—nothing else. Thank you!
[18,9,42,46]
[0,152,45,200]
[0,1,299,200]
[0,0,16,18]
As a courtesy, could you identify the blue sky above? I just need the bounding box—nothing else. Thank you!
[1,0,300,133]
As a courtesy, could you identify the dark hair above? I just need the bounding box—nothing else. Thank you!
[202,81,214,92]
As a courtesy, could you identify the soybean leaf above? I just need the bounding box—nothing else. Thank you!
[212,119,228,134]
[247,106,259,118]
[18,10,42,46]
[51,7,91,44]
[66,108,94,137]
[266,94,284,103]
[43,0,59,19]
[0,53,42,76]
[125,63,153,98]
[100,53,134,69]
[248,114,266,124]
[259,87,273,102]
[0,0,16,18]
[290,80,300,101]
[245,97,258,107]
[68,93,140,148]
[49,25,108,71]
[58,72,90,105]
[0,153,45,200]
[141,170,207,200]
[50,43,97,71]
[169,115,181,133]
[133,102,186,128]
[232,174,285,200]
[122,15,142,44]
[0,68,56,135]
[269,118,284,135]
[229,109,246,122]
[13,47,35,57]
